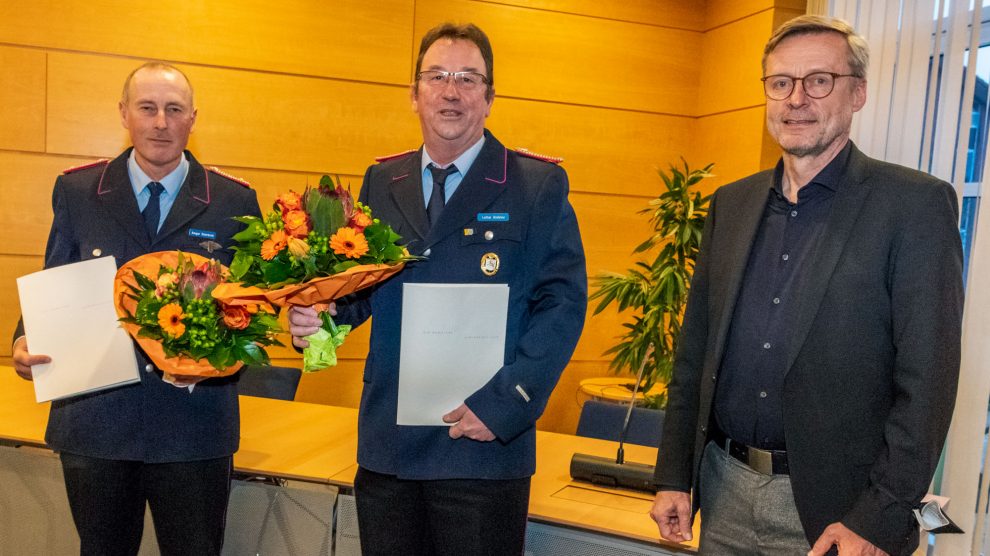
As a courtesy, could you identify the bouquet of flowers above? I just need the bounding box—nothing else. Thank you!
[215,175,411,371]
[115,251,282,382]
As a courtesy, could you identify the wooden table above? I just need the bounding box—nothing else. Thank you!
[0,367,697,552]
[579,376,667,404]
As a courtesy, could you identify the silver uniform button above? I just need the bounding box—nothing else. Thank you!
[423,248,432,257]
[92,248,102,257]
[484,230,494,240]
[145,364,154,373]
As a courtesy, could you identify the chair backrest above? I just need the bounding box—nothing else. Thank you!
[237,365,302,401]
[575,400,664,448]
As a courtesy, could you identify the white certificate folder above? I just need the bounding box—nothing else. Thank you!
[397,283,509,426]
[16,256,139,402]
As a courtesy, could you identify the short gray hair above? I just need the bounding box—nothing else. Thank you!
[762,15,869,78]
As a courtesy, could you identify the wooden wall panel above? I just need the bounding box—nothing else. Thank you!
[537,360,612,434]
[0,255,44,356]
[484,0,704,30]
[0,1,415,84]
[0,152,96,256]
[692,107,769,191]
[45,53,423,174]
[414,0,701,114]
[489,98,695,198]
[698,10,774,117]
[295,359,365,407]
[0,47,46,153]
[705,0,805,31]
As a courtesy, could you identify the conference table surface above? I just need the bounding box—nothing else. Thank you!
[0,367,698,551]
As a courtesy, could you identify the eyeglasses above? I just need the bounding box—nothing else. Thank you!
[761,72,859,100]
[417,70,489,92]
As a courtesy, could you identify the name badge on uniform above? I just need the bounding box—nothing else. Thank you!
[188,228,217,240]
[477,213,509,222]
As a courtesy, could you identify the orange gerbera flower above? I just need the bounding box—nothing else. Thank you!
[260,229,288,260]
[330,227,369,258]
[158,303,186,338]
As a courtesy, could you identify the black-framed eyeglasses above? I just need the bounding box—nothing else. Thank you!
[416,70,489,91]
[761,72,859,100]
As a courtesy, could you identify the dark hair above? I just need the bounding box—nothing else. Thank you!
[414,23,494,101]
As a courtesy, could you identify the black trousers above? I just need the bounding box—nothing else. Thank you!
[354,466,531,556]
[59,452,232,556]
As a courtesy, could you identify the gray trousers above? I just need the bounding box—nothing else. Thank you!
[698,441,810,555]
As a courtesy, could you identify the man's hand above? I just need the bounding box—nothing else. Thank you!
[809,523,889,556]
[442,404,495,442]
[12,336,51,381]
[650,490,693,543]
[287,304,334,348]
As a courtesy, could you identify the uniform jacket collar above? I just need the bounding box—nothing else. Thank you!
[98,147,212,249]
[386,130,509,250]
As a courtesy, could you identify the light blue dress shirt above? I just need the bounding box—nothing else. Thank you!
[128,150,190,233]
[421,135,486,207]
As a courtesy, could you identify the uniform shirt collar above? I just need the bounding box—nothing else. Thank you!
[421,134,486,177]
[128,150,189,199]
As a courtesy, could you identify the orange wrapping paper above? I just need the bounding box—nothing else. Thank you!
[114,251,270,381]
[211,262,405,308]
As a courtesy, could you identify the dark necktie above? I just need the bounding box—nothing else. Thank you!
[426,164,457,226]
[142,182,165,241]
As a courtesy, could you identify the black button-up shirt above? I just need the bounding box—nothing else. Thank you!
[713,143,851,450]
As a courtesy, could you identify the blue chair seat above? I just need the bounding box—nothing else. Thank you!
[237,365,302,401]
[576,400,664,448]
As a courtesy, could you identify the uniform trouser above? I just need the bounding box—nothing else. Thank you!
[354,466,531,556]
[60,452,232,556]
[697,441,811,556]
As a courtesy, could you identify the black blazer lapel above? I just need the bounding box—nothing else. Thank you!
[97,149,150,249]
[784,145,874,374]
[387,149,430,243]
[156,151,210,247]
[425,132,507,249]
[710,177,770,367]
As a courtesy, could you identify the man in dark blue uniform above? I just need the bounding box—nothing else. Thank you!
[290,23,587,556]
[12,62,261,555]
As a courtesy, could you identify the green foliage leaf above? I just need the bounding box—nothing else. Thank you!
[590,159,714,408]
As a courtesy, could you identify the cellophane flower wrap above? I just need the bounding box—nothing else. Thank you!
[217,175,411,372]
[114,251,283,382]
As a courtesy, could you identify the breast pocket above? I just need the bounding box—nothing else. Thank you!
[459,224,523,281]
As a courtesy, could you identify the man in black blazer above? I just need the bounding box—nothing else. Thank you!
[12,62,260,555]
[649,15,963,556]
[289,23,587,555]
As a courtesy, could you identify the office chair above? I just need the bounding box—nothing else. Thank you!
[236,365,302,401]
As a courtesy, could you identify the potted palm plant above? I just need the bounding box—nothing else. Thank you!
[590,160,713,409]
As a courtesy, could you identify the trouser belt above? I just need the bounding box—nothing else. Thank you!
[710,426,790,476]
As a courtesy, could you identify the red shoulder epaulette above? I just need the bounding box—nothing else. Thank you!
[62,159,109,175]
[208,166,251,188]
[375,149,416,163]
[514,148,563,164]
